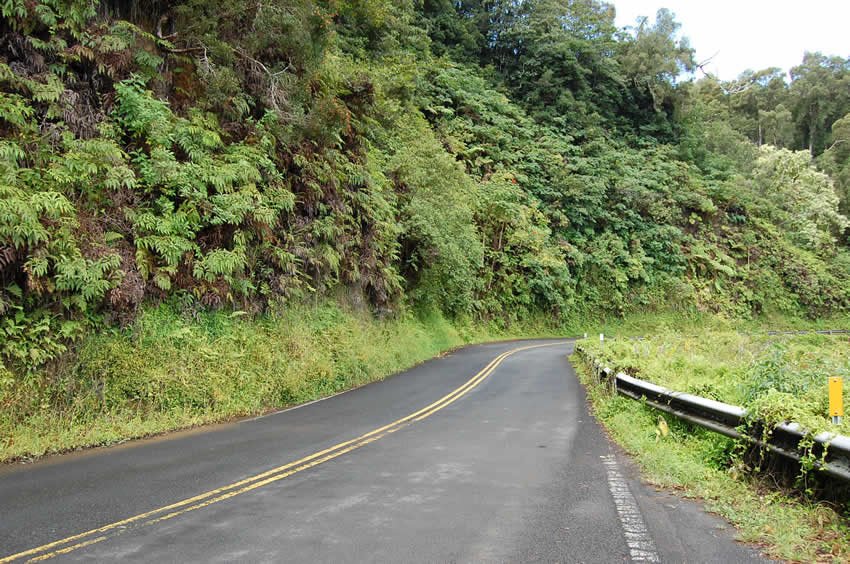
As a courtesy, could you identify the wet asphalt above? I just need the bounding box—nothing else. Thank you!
[0,339,767,563]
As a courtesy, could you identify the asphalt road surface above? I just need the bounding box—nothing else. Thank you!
[0,339,767,563]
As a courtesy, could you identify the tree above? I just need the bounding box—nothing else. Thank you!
[752,146,848,250]
[790,52,850,156]
[416,0,485,60]
[484,0,624,131]
[724,67,788,146]
[759,104,794,148]
[819,113,850,213]
[617,8,695,118]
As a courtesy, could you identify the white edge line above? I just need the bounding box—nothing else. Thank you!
[245,387,358,421]
[601,454,660,563]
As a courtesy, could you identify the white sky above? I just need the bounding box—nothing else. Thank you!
[612,0,850,80]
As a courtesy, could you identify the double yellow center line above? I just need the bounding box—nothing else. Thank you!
[1,341,564,563]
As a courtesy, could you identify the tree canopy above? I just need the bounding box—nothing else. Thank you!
[2,0,850,370]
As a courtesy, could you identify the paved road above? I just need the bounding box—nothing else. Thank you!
[0,339,766,563]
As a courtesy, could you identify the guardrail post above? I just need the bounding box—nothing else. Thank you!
[830,377,844,425]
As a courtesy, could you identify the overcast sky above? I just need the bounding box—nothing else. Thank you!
[612,1,850,80]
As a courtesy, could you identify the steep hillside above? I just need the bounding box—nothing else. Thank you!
[2,0,850,374]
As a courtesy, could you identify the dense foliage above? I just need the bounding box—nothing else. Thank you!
[2,0,850,374]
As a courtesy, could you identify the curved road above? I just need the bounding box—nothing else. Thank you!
[0,339,766,563]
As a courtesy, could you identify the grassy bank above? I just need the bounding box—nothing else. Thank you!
[0,302,558,463]
[577,311,850,339]
[574,354,850,562]
[579,328,850,435]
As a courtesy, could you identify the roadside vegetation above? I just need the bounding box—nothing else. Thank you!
[573,320,850,561]
[579,327,850,435]
[577,360,850,562]
[0,300,562,462]
[4,0,850,377]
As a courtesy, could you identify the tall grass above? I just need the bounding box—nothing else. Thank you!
[580,328,850,435]
[574,352,850,561]
[0,302,559,462]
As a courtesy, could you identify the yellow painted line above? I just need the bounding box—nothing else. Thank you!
[1,341,564,563]
[26,537,108,563]
[1,348,510,563]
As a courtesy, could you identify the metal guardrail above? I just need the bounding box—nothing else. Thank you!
[578,345,850,482]
[601,329,850,342]
[763,329,849,336]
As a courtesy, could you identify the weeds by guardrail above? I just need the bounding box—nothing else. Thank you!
[594,329,849,342]
[575,343,850,482]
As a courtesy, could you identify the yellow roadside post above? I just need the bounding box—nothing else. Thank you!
[829,377,844,425]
